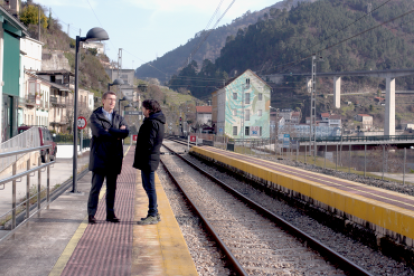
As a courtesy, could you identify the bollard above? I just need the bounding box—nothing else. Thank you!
[47,162,50,203]
[324,142,327,169]
[336,144,338,171]
[38,156,41,210]
[349,145,351,174]
[26,160,30,218]
[11,162,17,230]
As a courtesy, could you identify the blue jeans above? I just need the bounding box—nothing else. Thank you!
[141,171,158,217]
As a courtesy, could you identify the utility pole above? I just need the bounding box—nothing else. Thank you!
[38,5,40,40]
[309,55,317,158]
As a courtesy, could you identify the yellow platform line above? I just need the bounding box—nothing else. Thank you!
[132,172,198,276]
[49,145,132,276]
[191,146,414,241]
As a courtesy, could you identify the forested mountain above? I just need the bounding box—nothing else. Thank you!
[135,0,317,82]
[171,0,414,100]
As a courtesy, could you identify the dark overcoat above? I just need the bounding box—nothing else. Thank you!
[133,112,166,172]
[89,107,130,175]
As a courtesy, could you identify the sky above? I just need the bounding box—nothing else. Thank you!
[39,0,281,69]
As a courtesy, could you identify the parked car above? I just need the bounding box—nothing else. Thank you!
[17,125,57,163]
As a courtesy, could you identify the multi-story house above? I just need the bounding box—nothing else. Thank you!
[19,37,44,127]
[212,69,271,138]
[0,3,28,141]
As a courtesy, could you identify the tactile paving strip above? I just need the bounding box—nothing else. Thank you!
[61,148,136,276]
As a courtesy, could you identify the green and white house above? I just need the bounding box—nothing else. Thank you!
[212,69,271,139]
[0,6,28,142]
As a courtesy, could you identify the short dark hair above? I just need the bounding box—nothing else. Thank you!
[142,99,161,113]
[102,91,116,100]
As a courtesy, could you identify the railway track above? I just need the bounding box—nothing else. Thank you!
[160,141,372,276]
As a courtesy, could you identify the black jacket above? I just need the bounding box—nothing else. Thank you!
[133,112,166,172]
[89,107,130,175]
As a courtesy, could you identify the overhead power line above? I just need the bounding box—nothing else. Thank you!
[183,0,236,68]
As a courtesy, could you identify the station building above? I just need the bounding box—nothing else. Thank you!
[212,69,271,139]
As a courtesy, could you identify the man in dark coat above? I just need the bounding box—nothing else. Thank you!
[88,91,129,224]
[133,99,165,225]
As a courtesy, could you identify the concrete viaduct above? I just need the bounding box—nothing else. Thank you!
[271,68,414,136]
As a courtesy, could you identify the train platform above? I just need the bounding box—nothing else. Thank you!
[0,146,197,276]
[191,146,414,249]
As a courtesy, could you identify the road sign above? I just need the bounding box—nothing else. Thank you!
[133,135,138,142]
[77,116,87,130]
[124,111,142,115]
[190,135,196,142]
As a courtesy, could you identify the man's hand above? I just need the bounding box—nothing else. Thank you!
[120,126,126,130]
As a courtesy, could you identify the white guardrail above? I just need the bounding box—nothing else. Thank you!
[0,127,40,174]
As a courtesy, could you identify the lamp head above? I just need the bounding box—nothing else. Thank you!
[112,78,124,86]
[85,27,109,42]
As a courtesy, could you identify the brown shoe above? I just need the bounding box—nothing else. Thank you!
[88,215,96,224]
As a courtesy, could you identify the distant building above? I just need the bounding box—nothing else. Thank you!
[83,41,104,55]
[291,111,301,124]
[329,114,341,127]
[212,69,271,138]
[321,113,330,122]
[280,108,292,124]
[196,106,212,125]
[105,68,135,100]
[355,114,373,130]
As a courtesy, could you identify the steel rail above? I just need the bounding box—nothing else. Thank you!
[159,149,249,276]
[163,142,374,276]
[0,145,52,158]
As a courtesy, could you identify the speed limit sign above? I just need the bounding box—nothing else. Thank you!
[77,116,87,130]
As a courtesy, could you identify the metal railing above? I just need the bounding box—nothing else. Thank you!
[298,135,414,143]
[0,127,40,173]
[0,145,55,243]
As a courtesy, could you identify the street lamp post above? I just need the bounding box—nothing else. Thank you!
[72,27,109,193]
[118,96,128,114]
[269,106,279,156]
[108,78,124,91]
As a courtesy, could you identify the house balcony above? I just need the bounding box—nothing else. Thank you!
[50,96,66,107]
[25,95,37,107]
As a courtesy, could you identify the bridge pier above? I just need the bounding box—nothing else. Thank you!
[333,76,341,109]
[385,77,396,136]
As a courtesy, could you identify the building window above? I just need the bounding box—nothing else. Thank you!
[246,78,250,85]
[233,93,237,100]
[233,126,237,136]
[233,109,237,116]
[245,126,250,136]
[258,109,262,116]
[258,93,263,101]
[245,109,250,121]
[260,126,262,136]
[245,93,250,104]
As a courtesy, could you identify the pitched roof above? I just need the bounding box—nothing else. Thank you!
[321,113,330,118]
[196,106,212,113]
[374,96,385,101]
[329,115,341,120]
[357,114,372,117]
[292,112,301,117]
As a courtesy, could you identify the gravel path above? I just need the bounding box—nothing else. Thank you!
[161,143,346,276]
[165,140,414,276]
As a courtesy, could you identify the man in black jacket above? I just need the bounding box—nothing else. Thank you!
[133,99,165,225]
[88,91,129,224]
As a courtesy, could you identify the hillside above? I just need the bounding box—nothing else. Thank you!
[171,0,414,130]
[20,2,111,98]
[135,0,317,81]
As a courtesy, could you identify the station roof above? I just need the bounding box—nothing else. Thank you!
[196,106,212,113]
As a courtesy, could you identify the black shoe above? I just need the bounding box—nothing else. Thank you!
[106,215,120,223]
[88,215,96,224]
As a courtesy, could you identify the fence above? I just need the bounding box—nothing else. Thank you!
[0,127,40,173]
[0,145,55,243]
[298,134,414,143]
